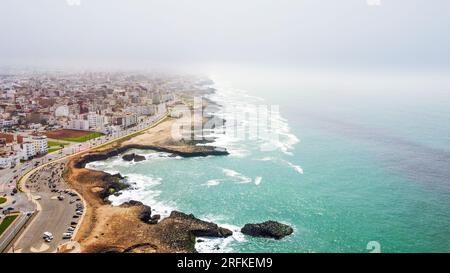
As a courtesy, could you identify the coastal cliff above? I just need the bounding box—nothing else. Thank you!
[64,109,232,253]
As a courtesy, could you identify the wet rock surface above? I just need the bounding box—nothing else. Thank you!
[122,153,146,162]
[241,221,293,239]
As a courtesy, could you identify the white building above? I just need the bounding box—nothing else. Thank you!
[123,114,137,128]
[88,112,106,130]
[33,136,48,155]
[124,105,156,116]
[21,141,36,160]
[0,152,20,169]
[67,119,90,131]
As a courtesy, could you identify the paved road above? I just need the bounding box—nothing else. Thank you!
[3,112,168,253]
[8,161,81,253]
[0,112,166,209]
[0,213,31,252]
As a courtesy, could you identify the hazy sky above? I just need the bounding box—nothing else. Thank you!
[1,0,450,71]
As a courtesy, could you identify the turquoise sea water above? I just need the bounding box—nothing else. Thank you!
[87,71,450,253]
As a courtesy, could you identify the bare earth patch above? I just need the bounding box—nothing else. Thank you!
[45,129,92,139]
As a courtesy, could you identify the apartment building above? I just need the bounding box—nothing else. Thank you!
[88,112,107,130]
[0,151,20,169]
[67,119,90,131]
[21,141,36,160]
[33,135,48,155]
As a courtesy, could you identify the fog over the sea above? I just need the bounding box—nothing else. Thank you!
[1,0,450,72]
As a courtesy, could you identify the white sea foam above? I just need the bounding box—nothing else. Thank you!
[284,160,304,174]
[254,176,262,186]
[222,168,252,184]
[108,173,176,219]
[86,156,125,174]
[195,220,246,253]
[203,179,221,187]
[222,168,240,177]
[257,156,276,161]
[144,152,174,159]
[206,81,300,157]
[254,157,304,175]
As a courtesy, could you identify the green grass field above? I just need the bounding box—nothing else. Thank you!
[61,132,104,143]
[0,214,18,236]
[48,140,69,147]
[48,147,62,153]
[0,197,6,204]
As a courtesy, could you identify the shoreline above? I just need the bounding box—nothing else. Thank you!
[75,143,228,169]
[64,103,233,253]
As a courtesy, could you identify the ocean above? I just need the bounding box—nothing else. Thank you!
[86,69,450,253]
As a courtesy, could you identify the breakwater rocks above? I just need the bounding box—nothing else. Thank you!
[75,144,229,168]
[241,221,293,240]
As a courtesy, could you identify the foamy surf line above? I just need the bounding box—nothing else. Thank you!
[206,81,300,157]
[220,168,264,185]
[195,216,246,253]
[110,173,177,219]
[255,157,304,175]
[86,160,177,219]
[222,168,252,184]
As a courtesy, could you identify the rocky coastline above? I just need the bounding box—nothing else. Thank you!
[65,153,234,252]
[63,94,293,253]
[63,103,235,252]
[75,144,228,169]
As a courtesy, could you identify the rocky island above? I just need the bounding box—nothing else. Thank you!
[241,221,294,240]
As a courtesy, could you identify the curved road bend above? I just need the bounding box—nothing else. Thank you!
[6,113,169,253]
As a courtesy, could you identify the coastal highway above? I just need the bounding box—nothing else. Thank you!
[10,161,80,253]
[4,112,169,253]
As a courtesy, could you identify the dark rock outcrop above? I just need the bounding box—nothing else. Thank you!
[122,153,146,162]
[98,173,129,200]
[241,221,293,240]
[138,205,153,222]
[148,214,161,224]
[169,211,232,238]
[122,200,143,206]
[75,144,229,169]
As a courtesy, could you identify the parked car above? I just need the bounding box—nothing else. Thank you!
[43,232,54,242]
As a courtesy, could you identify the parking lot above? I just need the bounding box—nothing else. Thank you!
[10,160,84,253]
